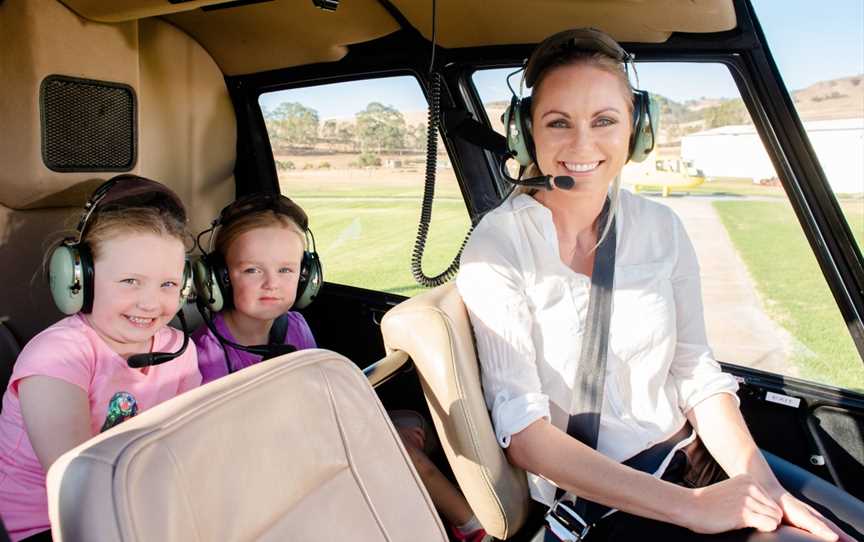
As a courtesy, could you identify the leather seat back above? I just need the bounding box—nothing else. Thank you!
[46,349,448,542]
[381,283,531,539]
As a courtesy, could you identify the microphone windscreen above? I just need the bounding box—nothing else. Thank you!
[126,353,154,368]
[553,176,575,190]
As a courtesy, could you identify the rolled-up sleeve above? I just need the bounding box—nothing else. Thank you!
[457,224,550,448]
[668,213,739,412]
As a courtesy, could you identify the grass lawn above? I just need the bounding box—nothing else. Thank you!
[713,199,864,390]
[283,173,472,297]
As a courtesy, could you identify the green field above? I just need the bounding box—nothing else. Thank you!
[284,176,472,297]
[714,199,864,390]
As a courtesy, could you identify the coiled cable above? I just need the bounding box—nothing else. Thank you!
[410,71,473,288]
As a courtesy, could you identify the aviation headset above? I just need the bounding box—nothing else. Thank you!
[502,27,658,167]
[192,193,322,313]
[48,175,192,315]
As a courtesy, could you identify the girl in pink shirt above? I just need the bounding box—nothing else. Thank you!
[0,176,201,542]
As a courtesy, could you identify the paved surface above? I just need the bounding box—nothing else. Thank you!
[650,195,799,376]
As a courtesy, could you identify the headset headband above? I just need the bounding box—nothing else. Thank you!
[215,193,309,232]
[524,27,632,88]
[73,175,187,244]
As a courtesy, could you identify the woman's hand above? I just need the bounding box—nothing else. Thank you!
[773,491,851,541]
[684,474,782,534]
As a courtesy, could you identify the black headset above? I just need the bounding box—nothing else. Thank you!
[48,174,192,315]
[502,28,658,168]
[192,192,322,313]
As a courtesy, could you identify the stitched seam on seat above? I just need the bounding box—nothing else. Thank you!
[438,307,512,534]
[390,301,512,534]
[319,363,392,542]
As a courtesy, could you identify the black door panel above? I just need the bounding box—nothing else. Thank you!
[299,282,406,369]
[726,363,864,501]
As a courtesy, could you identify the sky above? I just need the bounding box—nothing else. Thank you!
[259,0,864,117]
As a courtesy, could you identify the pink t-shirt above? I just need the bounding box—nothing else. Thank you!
[0,314,201,541]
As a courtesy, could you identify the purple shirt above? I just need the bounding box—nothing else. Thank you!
[192,312,316,384]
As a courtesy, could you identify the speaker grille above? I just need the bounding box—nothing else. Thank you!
[40,75,137,172]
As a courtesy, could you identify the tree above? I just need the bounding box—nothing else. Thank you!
[407,122,428,151]
[703,98,749,128]
[265,102,320,148]
[355,102,407,153]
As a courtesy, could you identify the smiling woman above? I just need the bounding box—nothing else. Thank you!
[457,28,862,541]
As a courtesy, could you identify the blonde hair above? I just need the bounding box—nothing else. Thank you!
[214,209,307,259]
[525,50,634,247]
[84,206,190,260]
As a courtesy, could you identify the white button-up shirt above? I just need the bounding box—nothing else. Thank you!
[456,189,738,505]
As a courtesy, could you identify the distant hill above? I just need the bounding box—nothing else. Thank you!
[792,75,864,120]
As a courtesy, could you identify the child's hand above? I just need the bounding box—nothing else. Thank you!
[397,426,426,451]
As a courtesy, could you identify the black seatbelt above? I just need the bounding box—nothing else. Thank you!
[546,201,616,541]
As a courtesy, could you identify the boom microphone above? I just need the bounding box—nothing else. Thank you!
[499,159,574,191]
[127,310,191,368]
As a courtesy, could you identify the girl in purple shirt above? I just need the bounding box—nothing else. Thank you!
[191,195,316,384]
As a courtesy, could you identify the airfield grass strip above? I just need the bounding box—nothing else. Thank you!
[713,199,864,391]
[295,196,472,298]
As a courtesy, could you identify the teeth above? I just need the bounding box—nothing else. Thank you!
[126,316,153,325]
[563,161,599,172]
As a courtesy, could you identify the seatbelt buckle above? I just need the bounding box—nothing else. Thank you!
[545,500,591,541]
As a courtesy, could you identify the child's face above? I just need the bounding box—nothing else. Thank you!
[225,226,305,322]
[88,232,187,356]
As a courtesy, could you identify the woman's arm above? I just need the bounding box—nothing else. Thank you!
[19,376,92,472]
[508,418,786,534]
[688,394,850,541]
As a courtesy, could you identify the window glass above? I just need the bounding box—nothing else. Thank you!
[752,0,863,255]
[259,76,470,297]
[473,63,864,391]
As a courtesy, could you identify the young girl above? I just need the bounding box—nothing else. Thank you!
[192,193,490,541]
[0,175,202,542]
[191,193,317,383]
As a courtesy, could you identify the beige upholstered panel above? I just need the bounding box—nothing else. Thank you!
[388,0,736,47]
[60,0,234,23]
[0,205,78,345]
[47,349,448,542]
[137,17,235,235]
[165,0,400,76]
[0,0,139,210]
[381,283,531,540]
[0,1,235,344]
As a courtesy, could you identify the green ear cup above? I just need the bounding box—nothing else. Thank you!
[628,91,659,163]
[192,257,224,312]
[503,96,535,167]
[49,244,85,315]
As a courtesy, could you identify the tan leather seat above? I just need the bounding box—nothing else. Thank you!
[381,283,531,539]
[46,349,448,542]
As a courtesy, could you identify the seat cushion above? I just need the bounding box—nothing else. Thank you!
[47,349,447,542]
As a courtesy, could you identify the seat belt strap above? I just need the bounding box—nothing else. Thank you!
[547,200,616,538]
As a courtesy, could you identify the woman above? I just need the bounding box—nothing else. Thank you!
[456,28,859,541]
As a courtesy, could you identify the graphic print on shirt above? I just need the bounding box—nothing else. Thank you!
[100,391,139,432]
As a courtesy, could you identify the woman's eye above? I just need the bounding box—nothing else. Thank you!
[548,118,569,128]
[593,117,617,127]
